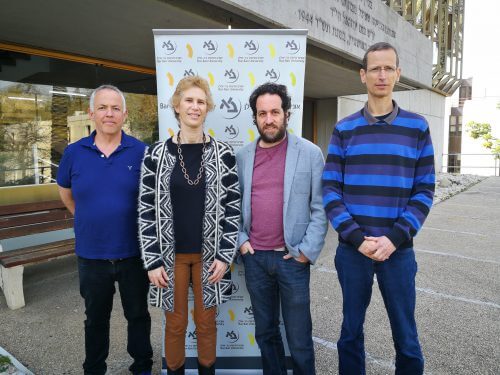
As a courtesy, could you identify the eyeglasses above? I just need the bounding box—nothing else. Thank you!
[366,66,397,75]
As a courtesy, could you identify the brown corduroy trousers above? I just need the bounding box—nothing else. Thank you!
[164,253,216,370]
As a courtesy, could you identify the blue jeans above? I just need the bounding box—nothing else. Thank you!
[78,256,153,375]
[335,243,424,375]
[243,250,315,375]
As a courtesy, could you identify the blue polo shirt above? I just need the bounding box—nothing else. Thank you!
[57,131,147,259]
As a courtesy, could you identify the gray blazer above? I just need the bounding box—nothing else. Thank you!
[236,133,328,264]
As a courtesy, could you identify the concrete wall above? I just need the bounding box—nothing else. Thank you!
[330,89,445,172]
[316,99,338,157]
[223,0,432,87]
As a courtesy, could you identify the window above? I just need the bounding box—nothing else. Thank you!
[0,83,158,186]
[0,49,158,188]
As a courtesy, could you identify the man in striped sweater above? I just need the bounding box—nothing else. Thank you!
[322,42,435,375]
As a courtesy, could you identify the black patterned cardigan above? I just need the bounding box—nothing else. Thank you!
[138,138,241,311]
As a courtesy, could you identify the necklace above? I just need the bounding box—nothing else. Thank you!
[176,131,206,186]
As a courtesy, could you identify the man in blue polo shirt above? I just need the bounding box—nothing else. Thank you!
[57,85,153,375]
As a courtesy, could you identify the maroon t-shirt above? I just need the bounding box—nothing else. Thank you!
[249,137,288,250]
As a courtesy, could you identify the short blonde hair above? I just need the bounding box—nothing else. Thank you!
[170,76,215,122]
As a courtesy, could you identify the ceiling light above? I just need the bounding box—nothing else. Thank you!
[7,96,43,101]
[49,90,87,97]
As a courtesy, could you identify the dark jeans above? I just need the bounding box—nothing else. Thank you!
[78,256,153,375]
[243,250,315,375]
[335,244,424,375]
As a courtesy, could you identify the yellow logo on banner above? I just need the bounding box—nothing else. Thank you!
[166,72,174,86]
[186,43,193,58]
[227,43,234,58]
[228,309,235,321]
[290,72,297,87]
[208,128,215,138]
[248,333,256,346]
[208,72,215,86]
[248,73,256,87]
[268,44,276,58]
[288,128,294,134]
[168,128,175,137]
[248,128,256,142]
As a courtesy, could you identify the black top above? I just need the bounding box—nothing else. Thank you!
[375,112,392,122]
[167,138,207,253]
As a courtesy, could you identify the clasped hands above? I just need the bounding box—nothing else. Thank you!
[147,259,228,288]
[358,235,396,262]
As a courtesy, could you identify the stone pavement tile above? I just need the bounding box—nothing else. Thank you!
[415,230,499,261]
[416,295,500,375]
[423,212,500,235]
[415,252,500,304]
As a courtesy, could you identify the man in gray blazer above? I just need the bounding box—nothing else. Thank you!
[236,83,328,375]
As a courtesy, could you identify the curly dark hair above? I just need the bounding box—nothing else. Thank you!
[249,82,291,125]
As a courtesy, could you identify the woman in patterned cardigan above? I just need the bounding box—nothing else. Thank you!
[138,76,240,375]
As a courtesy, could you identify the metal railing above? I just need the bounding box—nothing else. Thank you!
[442,153,500,176]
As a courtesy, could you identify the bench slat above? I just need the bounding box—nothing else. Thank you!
[0,210,73,229]
[0,219,74,240]
[0,200,66,216]
[0,239,75,260]
[0,239,75,268]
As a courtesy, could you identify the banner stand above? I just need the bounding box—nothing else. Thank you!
[154,28,307,374]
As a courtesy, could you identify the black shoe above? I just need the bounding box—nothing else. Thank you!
[166,364,185,375]
[197,361,215,375]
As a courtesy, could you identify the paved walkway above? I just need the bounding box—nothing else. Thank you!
[0,177,499,374]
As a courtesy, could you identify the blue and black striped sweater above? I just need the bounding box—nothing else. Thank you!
[322,101,435,250]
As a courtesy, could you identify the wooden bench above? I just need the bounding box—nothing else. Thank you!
[0,200,74,309]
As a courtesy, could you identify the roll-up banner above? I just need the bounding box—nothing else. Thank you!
[153,29,307,374]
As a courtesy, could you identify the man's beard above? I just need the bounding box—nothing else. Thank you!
[257,119,287,144]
